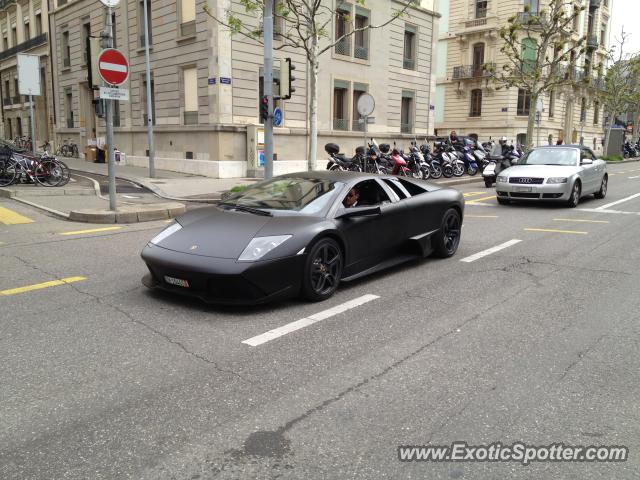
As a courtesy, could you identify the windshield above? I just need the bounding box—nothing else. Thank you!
[518,148,578,166]
[224,177,343,214]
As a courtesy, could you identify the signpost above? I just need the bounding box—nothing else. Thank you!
[98,48,129,86]
[357,93,375,159]
[17,54,41,154]
[273,106,283,127]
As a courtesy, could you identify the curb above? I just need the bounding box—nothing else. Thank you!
[69,202,186,224]
[6,195,70,220]
[606,157,640,164]
[0,187,95,197]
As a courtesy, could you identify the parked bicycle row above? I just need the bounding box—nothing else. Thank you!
[0,140,71,187]
[325,135,524,186]
[7,137,80,158]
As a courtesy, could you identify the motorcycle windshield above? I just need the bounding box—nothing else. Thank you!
[491,144,503,156]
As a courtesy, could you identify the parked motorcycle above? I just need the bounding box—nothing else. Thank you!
[325,143,363,171]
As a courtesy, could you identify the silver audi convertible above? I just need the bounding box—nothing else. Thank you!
[495,145,608,208]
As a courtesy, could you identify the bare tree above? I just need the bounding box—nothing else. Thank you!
[488,0,586,148]
[204,0,416,170]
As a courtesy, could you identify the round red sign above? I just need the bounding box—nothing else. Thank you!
[97,48,129,86]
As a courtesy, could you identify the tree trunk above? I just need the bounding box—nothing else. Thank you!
[307,40,319,171]
[526,91,538,151]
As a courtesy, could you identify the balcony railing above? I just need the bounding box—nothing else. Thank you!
[66,118,74,129]
[12,95,22,104]
[403,57,415,70]
[516,12,548,26]
[354,45,368,60]
[452,63,495,79]
[0,32,48,61]
[475,7,487,18]
[334,37,351,56]
[465,17,488,28]
[333,118,349,131]
[400,123,413,134]
[0,0,16,11]
[352,120,365,132]
[587,34,599,49]
[591,77,605,90]
[3,97,10,105]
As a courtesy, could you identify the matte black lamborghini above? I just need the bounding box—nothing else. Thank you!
[141,171,464,304]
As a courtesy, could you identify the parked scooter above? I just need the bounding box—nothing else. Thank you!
[325,143,363,171]
[482,137,513,188]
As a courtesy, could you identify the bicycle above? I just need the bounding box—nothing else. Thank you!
[0,150,69,188]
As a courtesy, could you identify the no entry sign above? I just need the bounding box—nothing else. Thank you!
[98,48,129,86]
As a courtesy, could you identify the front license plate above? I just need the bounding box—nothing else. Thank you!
[164,276,190,288]
[516,186,532,192]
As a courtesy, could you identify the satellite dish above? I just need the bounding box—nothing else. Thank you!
[357,93,375,117]
[99,0,121,7]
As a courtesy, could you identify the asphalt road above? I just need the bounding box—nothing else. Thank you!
[1,163,640,479]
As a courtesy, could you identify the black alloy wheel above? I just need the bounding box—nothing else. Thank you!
[302,238,343,301]
[434,208,462,258]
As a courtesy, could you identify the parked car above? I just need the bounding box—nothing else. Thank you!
[495,145,608,208]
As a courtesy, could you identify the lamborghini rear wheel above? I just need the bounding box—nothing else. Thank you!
[301,238,343,302]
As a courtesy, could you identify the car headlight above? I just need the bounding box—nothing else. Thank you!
[547,177,568,184]
[150,222,182,245]
[238,235,292,262]
[496,175,507,183]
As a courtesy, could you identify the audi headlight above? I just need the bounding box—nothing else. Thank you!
[150,222,182,245]
[547,177,568,184]
[496,175,508,183]
[238,235,292,262]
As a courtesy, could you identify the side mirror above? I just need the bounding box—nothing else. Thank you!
[581,158,593,165]
[336,206,381,219]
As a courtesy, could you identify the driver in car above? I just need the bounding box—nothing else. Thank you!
[342,187,360,208]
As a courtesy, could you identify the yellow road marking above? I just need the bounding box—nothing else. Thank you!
[525,228,588,235]
[0,276,87,296]
[0,206,34,225]
[467,195,497,203]
[463,192,488,197]
[465,215,499,218]
[59,226,123,236]
[553,218,609,224]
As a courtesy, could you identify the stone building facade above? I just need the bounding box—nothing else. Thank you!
[47,0,438,177]
[435,0,611,152]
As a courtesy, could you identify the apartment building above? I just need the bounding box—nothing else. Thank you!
[435,0,611,152]
[48,0,438,177]
[0,0,53,144]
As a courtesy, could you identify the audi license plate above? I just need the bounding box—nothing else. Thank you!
[516,186,532,192]
[164,276,190,288]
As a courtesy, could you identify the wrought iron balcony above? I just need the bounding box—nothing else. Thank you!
[333,118,349,131]
[0,33,48,61]
[587,34,599,49]
[516,12,549,26]
[334,38,351,56]
[452,63,495,80]
[0,0,16,11]
[12,95,22,104]
[591,77,606,90]
[352,120,365,132]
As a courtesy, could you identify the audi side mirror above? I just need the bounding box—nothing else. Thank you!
[581,158,593,165]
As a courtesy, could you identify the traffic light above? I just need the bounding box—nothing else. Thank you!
[259,96,269,122]
[279,58,296,100]
[94,99,105,118]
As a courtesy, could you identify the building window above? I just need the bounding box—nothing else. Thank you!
[13,77,20,104]
[403,25,416,70]
[24,21,30,41]
[476,0,487,18]
[35,14,42,36]
[2,31,7,50]
[58,0,67,6]
[472,43,485,76]
[142,73,155,126]
[11,26,17,47]
[65,88,73,128]
[600,25,606,45]
[517,88,531,116]
[6,118,11,139]
[139,0,153,47]
[183,67,198,125]
[273,0,285,38]
[180,0,196,37]
[401,90,414,133]
[352,83,368,131]
[580,97,587,123]
[3,80,9,103]
[593,101,599,125]
[334,4,351,56]
[470,89,482,117]
[354,8,369,60]
[524,0,539,14]
[82,22,91,65]
[333,80,349,130]
[62,31,70,68]
[16,117,22,137]
[113,100,121,127]
[548,90,555,118]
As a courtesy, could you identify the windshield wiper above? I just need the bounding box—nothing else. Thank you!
[218,202,273,216]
